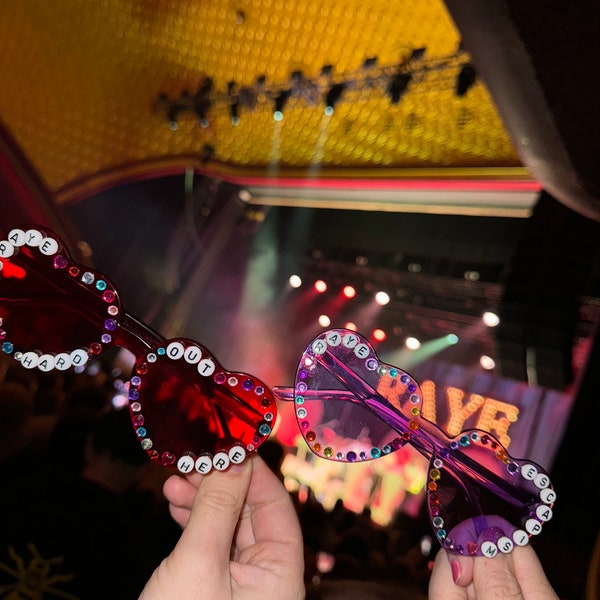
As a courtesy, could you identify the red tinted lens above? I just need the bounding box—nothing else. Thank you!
[0,227,121,368]
[127,339,276,473]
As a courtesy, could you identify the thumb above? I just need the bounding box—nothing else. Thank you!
[177,460,253,563]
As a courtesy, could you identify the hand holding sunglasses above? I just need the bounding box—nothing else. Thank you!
[0,226,276,474]
[272,328,555,558]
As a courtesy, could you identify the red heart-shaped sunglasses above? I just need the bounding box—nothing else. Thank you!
[0,225,275,474]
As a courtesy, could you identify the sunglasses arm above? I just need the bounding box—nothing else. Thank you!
[117,312,167,356]
[314,350,534,509]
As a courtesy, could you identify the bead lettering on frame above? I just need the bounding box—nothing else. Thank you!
[513,529,529,546]
[198,358,215,376]
[39,237,59,256]
[312,340,328,355]
[0,241,15,258]
[540,488,557,503]
[166,341,185,360]
[177,455,195,473]
[195,455,213,474]
[342,332,358,348]
[19,351,39,369]
[480,541,498,558]
[212,451,230,471]
[525,518,543,535]
[25,229,43,246]
[354,343,370,358]
[229,446,246,464]
[184,345,202,364]
[37,354,56,372]
[325,331,342,346]
[497,536,514,553]
[7,229,26,246]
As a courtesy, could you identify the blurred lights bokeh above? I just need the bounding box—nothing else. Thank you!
[289,274,302,288]
[375,291,391,305]
[405,336,421,350]
[480,355,496,370]
[318,314,331,327]
[482,311,500,327]
[314,279,328,293]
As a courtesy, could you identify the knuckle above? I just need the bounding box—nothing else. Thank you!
[199,486,240,511]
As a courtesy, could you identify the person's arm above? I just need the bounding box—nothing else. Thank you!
[429,544,559,600]
[139,454,305,600]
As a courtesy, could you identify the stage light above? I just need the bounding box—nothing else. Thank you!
[344,322,358,331]
[238,189,252,202]
[320,65,333,78]
[372,328,387,342]
[274,89,291,120]
[288,274,302,288]
[167,106,179,130]
[318,314,331,328]
[342,285,356,299]
[325,83,345,115]
[480,355,496,370]
[446,333,459,345]
[405,337,421,350]
[387,73,412,104]
[456,63,477,97]
[314,280,328,293]
[410,47,427,60]
[482,311,500,327]
[375,291,390,305]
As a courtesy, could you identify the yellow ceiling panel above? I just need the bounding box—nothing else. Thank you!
[0,0,522,200]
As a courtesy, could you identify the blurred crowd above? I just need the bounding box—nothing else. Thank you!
[0,355,432,599]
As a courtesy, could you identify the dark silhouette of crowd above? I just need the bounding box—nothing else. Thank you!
[1,355,432,599]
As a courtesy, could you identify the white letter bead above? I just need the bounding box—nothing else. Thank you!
[342,333,358,348]
[25,229,43,246]
[325,331,342,346]
[536,504,553,521]
[184,345,201,363]
[497,536,514,553]
[521,463,537,480]
[311,340,327,355]
[197,358,215,376]
[20,351,39,369]
[480,541,498,558]
[229,446,247,464]
[37,354,56,372]
[177,455,195,473]
[534,473,550,489]
[212,452,230,471]
[70,349,89,366]
[7,229,26,246]
[354,343,370,358]
[54,353,72,370]
[0,241,15,258]
[166,341,185,359]
[540,488,557,503]
[513,529,529,546]
[39,237,59,255]
[525,518,543,535]
[195,455,213,474]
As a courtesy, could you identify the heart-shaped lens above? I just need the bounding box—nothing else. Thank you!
[292,329,417,461]
[128,338,277,473]
[427,432,555,556]
[0,226,122,369]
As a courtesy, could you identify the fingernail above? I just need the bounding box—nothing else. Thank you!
[450,560,461,584]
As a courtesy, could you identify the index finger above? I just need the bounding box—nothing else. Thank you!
[177,460,253,563]
[236,455,303,551]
